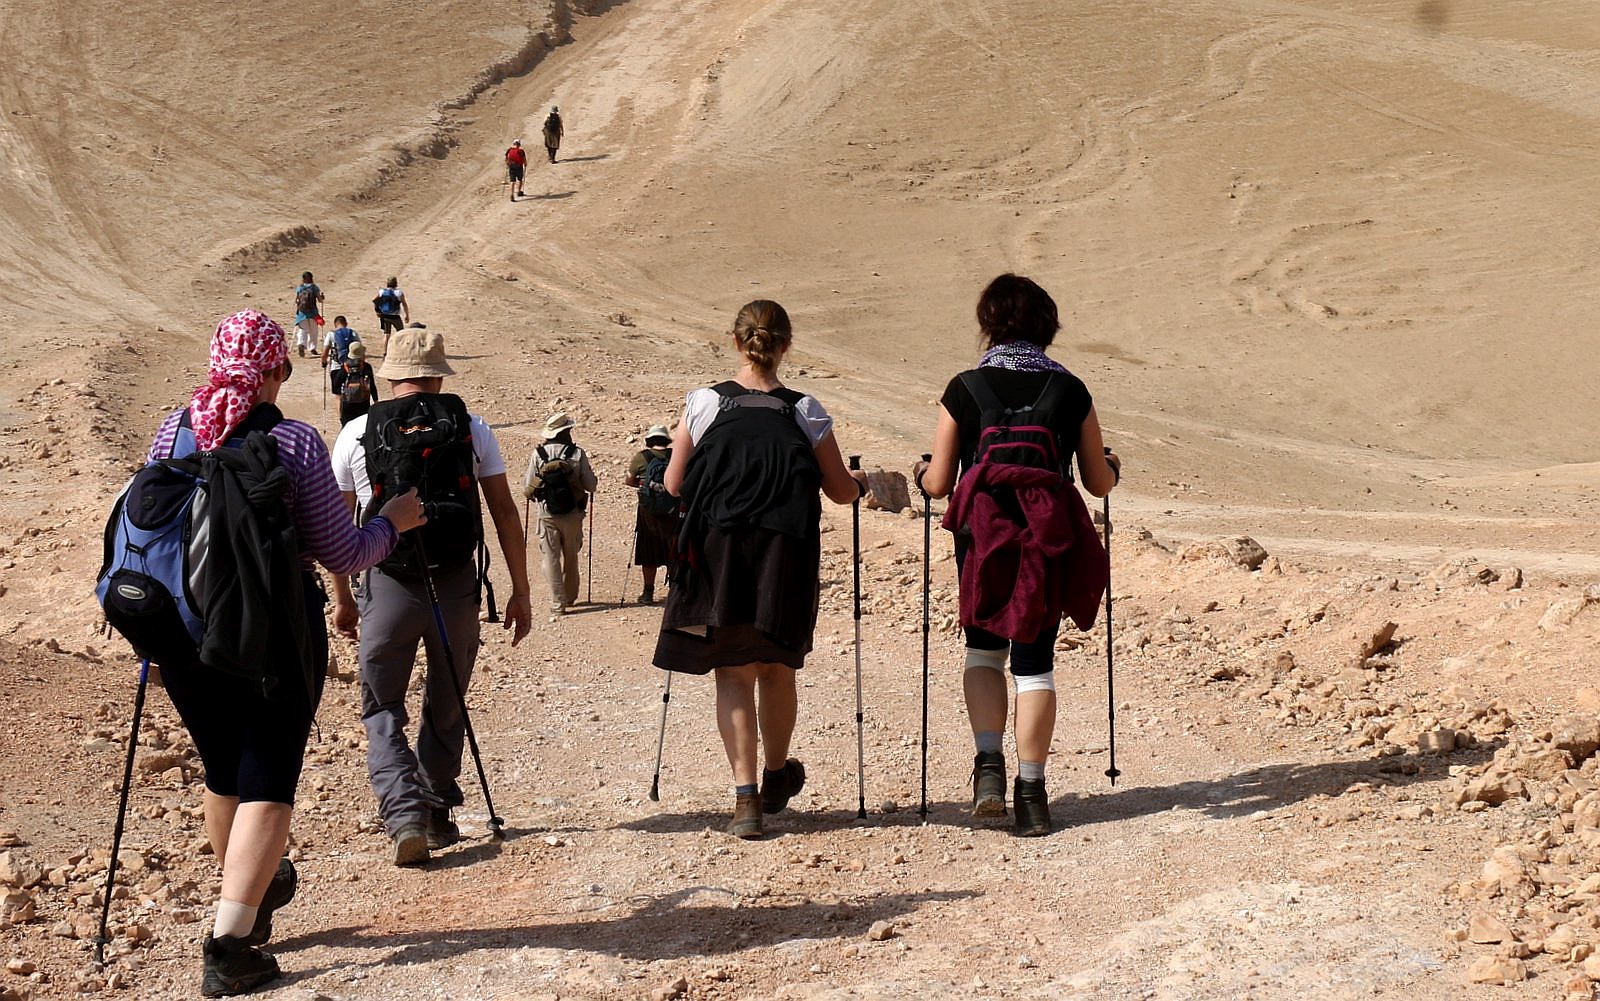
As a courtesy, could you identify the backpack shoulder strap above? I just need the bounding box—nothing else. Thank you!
[959,369,1007,416]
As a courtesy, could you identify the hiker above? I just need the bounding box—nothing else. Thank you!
[319,315,361,377]
[623,423,677,604]
[914,273,1121,837]
[542,106,563,163]
[523,413,597,614]
[505,139,527,199]
[329,328,532,866]
[372,277,410,348]
[330,341,379,427]
[652,300,867,840]
[141,309,424,996]
[292,272,323,358]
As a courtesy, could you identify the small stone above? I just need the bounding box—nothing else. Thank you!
[1358,621,1399,660]
[1552,716,1600,763]
[1223,536,1268,570]
[1417,729,1456,755]
[1468,911,1514,944]
[1467,955,1527,984]
[863,471,911,514]
[651,975,688,1001]
[0,834,18,849]
[0,854,42,890]
[50,920,75,939]
[5,960,34,975]
[1563,974,1593,1000]
[866,920,896,941]
[880,800,898,814]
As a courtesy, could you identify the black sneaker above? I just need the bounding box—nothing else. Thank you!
[760,758,806,815]
[638,587,655,605]
[201,934,280,997]
[427,806,460,850]
[972,751,1007,817]
[242,857,296,946]
[1013,777,1052,837]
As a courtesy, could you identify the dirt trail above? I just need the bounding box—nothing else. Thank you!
[7,0,1600,999]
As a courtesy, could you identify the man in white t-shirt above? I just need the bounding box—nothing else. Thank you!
[329,328,531,867]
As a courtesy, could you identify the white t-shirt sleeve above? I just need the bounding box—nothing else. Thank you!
[470,414,508,478]
[681,386,833,446]
[331,415,371,506]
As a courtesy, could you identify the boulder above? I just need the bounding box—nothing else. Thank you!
[1552,716,1600,763]
[864,471,911,514]
[1467,955,1527,984]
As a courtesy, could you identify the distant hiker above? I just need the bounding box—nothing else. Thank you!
[523,413,597,614]
[542,106,563,163]
[330,341,379,427]
[505,140,527,199]
[292,272,324,358]
[372,277,410,347]
[914,274,1120,837]
[137,309,423,995]
[653,300,867,840]
[329,328,532,867]
[319,315,362,374]
[623,423,677,604]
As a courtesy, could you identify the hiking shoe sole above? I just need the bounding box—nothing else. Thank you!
[392,824,430,866]
[972,751,1007,817]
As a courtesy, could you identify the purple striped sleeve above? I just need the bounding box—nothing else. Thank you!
[270,421,398,574]
[147,410,183,461]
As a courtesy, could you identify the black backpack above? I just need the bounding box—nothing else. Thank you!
[959,370,1072,478]
[96,406,312,698]
[295,284,318,316]
[360,394,482,577]
[339,365,371,408]
[532,443,583,515]
[637,450,675,515]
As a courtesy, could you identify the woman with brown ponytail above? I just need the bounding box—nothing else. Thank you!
[653,300,867,839]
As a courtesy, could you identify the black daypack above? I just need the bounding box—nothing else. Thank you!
[96,406,312,698]
[637,450,675,515]
[339,365,371,408]
[295,284,318,317]
[532,443,583,515]
[959,369,1072,478]
[361,394,482,577]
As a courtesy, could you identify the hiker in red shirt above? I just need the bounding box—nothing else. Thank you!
[505,140,528,200]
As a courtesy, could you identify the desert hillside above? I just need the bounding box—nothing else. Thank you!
[5,0,1600,998]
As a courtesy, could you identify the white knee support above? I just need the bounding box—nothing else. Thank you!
[964,647,1007,673]
[1014,671,1057,694]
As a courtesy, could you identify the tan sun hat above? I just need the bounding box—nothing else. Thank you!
[377,329,455,380]
[541,412,577,440]
[644,424,671,444]
[347,341,368,362]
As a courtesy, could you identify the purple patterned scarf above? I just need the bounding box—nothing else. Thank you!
[979,341,1067,373]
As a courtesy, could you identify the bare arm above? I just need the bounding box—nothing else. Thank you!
[1075,405,1121,498]
[663,422,693,496]
[480,473,532,645]
[814,430,867,505]
[917,406,962,499]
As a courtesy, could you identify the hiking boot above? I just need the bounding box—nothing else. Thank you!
[728,793,763,839]
[972,751,1007,816]
[242,857,296,946]
[638,587,655,605]
[426,807,460,850]
[391,823,429,866]
[201,934,280,997]
[1013,777,1052,837]
[760,758,806,815]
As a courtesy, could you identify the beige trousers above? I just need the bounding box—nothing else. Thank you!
[537,510,585,609]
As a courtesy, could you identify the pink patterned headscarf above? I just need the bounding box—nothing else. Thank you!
[188,310,289,450]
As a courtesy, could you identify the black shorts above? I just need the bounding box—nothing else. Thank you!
[158,573,329,803]
[377,313,403,333]
[508,163,525,183]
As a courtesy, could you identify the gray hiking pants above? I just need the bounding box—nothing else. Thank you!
[358,562,480,835]
[537,510,585,610]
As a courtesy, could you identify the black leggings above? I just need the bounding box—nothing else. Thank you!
[160,574,329,804]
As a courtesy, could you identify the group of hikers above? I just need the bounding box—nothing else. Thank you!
[504,106,564,200]
[95,272,1120,996]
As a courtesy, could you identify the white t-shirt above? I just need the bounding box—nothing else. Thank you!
[332,408,507,507]
[680,386,833,447]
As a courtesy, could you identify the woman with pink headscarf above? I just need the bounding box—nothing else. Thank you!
[143,310,424,996]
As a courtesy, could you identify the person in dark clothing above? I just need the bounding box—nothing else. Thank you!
[915,274,1121,837]
[653,300,866,840]
[329,341,380,426]
[624,423,677,604]
[542,106,563,163]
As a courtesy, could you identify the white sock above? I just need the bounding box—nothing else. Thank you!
[212,899,258,940]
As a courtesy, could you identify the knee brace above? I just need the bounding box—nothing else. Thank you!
[964,647,1007,673]
[1014,670,1057,694]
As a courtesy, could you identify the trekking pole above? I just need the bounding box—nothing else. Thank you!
[586,493,594,605]
[849,455,866,820]
[1103,484,1121,786]
[648,671,672,801]
[522,498,530,546]
[412,535,506,839]
[619,525,638,604]
[919,453,932,822]
[94,658,149,966]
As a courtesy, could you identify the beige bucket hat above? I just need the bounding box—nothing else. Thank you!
[377,329,455,380]
[541,412,578,439]
[644,424,671,444]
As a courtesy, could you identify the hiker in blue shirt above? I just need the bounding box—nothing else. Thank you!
[372,276,410,352]
[320,316,363,388]
[292,271,323,358]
